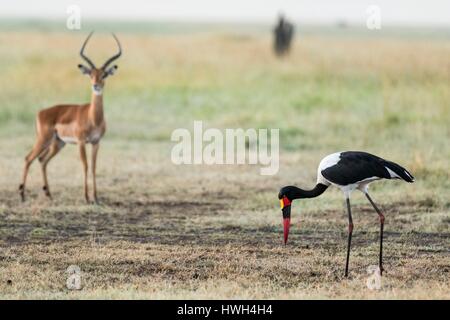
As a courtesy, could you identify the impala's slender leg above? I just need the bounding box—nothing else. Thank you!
[78,142,90,203]
[20,137,52,201]
[40,138,65,199]
[345,197,354,277]
[365,193,385,275]
[91,143,100,204]
[38,148,50,163]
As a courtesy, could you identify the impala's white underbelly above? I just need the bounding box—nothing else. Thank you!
[59,136,78,144]
[56,128,104,144]
[55,123,77,144]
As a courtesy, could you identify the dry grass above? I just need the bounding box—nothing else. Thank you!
[0,25,449,299]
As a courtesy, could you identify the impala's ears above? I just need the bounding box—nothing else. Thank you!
[103,65,118,79]
[78,64,91,75]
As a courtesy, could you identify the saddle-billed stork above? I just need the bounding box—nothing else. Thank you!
[278,151,414,277]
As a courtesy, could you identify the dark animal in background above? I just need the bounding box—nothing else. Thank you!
[273,14,294,56]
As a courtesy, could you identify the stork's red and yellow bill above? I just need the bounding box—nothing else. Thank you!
[280,196,291,245]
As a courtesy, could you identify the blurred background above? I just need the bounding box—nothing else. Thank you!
[2,0,450,25]
[1,1,448,183]
[0,1,449,299]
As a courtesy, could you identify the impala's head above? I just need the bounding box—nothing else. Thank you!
[77,32,122,96]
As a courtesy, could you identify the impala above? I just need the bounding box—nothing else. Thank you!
[19,32,122,203]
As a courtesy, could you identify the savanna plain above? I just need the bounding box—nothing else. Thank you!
[0,22,449,299]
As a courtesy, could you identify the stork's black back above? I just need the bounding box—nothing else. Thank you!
[321,151,415,186]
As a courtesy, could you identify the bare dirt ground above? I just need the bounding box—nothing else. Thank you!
[0,146,448,299]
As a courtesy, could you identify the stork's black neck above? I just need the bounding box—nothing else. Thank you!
[279,183,328,200]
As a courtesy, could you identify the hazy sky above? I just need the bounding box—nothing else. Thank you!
[1,0,449,26]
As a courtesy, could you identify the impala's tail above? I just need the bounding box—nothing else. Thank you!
[383,160,415,183]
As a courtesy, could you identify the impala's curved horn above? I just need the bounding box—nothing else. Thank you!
[80,31,96,69]
[101,33,122,70]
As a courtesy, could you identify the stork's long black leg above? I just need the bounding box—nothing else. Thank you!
[345,197,353,277]
[365,193,385,275]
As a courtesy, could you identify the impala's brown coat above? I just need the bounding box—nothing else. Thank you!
[20,33,120,203]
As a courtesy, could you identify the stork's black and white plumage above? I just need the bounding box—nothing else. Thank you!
[278,151,414,277]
